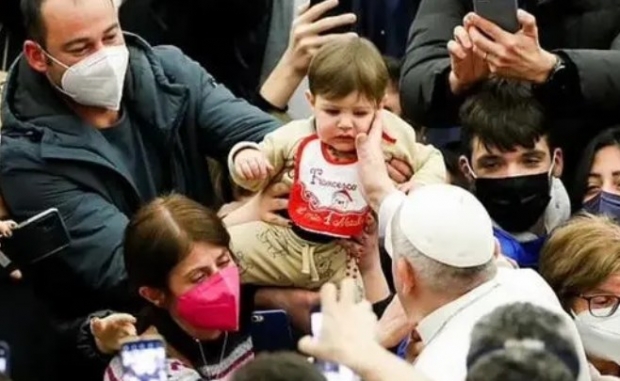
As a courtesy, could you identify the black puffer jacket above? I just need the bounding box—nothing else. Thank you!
[401,0,620,183]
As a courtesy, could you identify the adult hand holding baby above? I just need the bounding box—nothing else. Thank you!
[234,149,274,181]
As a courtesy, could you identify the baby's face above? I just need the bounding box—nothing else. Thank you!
[311,92,380,153]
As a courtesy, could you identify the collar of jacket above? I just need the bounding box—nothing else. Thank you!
[0,33,188,163]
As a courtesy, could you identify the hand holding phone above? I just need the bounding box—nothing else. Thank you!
[251,310,295,352]
[1,208,71,266]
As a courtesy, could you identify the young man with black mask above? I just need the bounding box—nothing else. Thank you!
[458,79,570,269]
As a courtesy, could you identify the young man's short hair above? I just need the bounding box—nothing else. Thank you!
[467,303,579,381]
[459,79,552,159]
[308,37,388,104]
[383,55,402,87]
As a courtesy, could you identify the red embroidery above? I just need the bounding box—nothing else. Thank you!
[288,135,369,238]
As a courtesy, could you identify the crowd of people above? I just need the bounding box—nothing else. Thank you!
[0,0,619,380]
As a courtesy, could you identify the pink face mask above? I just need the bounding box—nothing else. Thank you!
[175,266,241,332]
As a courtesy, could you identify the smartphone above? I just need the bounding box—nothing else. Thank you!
[311,313,360,381]
[309,0,354,35]
[120,336,167,381]
[473,0,519,33]
[0,342,9,376]
[2,208,71,266]
[251,310,295,352]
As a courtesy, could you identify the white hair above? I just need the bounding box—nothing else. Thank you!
[391,207,497,296]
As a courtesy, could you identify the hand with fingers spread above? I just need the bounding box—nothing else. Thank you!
[465,10,557,83]
[447,24,489,95]
[222,182,291,228]
[91,313,137,354]
[258,182,291,227]
[283,0,357,75]
[234,148,274,181]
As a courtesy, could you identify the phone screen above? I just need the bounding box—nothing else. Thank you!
[311,313,359,381]
[120,338,167,381]
[2,208,71,266]
[251,310,295,352]
[0,342,9,376]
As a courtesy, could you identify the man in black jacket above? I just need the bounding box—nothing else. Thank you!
[401,0,620,186]
[0,0,279,370]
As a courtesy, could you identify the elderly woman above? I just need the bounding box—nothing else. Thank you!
[571,126,620,216]
[539,214,620,379]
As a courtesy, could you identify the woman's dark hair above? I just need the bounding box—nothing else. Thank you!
[123,193,230,290]
[382,55,402,86]
[571,126,620,210]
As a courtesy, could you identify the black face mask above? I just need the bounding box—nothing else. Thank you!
[474,173,552,233]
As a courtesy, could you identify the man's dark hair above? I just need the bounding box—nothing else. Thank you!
[21,0,47,45]
[21,0,114,46]
[459,78,551,159]
[466,303,580,381]
[383,55,402,86]
[231,352,326,381]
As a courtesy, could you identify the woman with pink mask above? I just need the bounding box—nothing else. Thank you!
[90,192,393,381]
[100,194,255,381]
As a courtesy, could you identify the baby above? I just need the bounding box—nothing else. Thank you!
[227,37,445,291]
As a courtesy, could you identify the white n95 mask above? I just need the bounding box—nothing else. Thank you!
[573,308,620,365]
[45,45,129,111]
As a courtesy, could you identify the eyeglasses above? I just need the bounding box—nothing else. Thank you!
[578,294,620,317]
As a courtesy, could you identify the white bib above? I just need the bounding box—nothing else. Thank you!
[288,135,369,238]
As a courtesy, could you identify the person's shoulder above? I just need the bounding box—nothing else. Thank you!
[380,111,420,156]
[150,44,206,84]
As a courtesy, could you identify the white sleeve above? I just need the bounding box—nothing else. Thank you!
[378,190,407,239]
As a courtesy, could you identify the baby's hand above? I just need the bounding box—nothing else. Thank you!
[0,220,17,237]
[235,149,274,181]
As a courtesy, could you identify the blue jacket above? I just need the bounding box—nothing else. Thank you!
[494,228,547,270]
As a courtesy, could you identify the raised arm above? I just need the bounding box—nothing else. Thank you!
[400,0,470,127]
